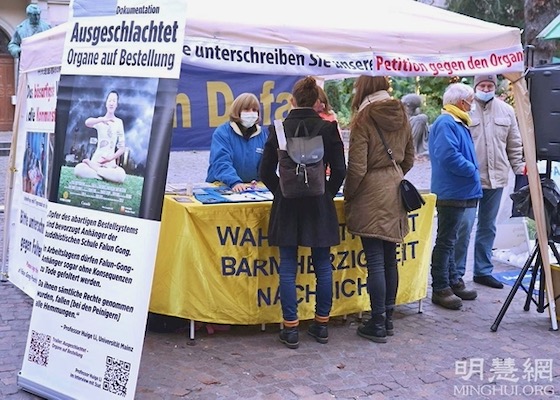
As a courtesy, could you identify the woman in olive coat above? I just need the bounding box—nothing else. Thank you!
[260,77,346,349]
[344,75,414,343]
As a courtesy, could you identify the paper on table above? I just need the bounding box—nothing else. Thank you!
[174,196,194,203]
[165,182,214,194]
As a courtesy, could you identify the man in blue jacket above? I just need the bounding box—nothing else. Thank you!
[429,83,482,310]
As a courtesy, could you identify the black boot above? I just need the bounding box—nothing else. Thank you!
[279,327,299,349]
[357,314,387,343]
[385,308,394,336]
[308,322,328,344]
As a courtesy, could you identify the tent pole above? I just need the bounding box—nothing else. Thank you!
[505,71,558,331]
[1,72,26,283]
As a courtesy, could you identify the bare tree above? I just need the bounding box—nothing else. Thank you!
[524,0,560,65]
[446,0,524,28]
[447,0,559,65]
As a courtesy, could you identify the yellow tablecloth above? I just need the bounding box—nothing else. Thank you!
[150,194,436,324]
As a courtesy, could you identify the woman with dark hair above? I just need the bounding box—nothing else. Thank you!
[344,75,414,343]
[75,90,127,183]
[314,85,338,122]
[260,76,346,349]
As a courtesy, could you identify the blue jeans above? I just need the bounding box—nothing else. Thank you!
[360,237,398,315]
[430,205,466,291]
[455,188,503,278]
[278,246,332,323]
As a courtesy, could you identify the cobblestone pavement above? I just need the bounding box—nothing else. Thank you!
[1,141,560,399]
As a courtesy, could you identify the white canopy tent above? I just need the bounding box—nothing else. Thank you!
[20,0,524,74]
[8,0,556,329]
[184,0,521,54]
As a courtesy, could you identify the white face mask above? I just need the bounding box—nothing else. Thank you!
[475,89,495,103]
[240,111,258,128]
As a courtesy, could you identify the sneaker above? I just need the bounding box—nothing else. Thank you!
[307,323,328,344]
[474,275,504,289]
[451,278,478,300]
[279,327,299,349]
[431,288,463,310]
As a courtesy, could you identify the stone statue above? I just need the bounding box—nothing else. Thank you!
[401,93,430,159]
[8,4,52,59]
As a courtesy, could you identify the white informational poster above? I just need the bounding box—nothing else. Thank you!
[20,203,159,398]
[8,67,60,297]
[18,0,187,398]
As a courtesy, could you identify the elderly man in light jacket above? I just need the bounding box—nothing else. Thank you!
[455,75,525,289]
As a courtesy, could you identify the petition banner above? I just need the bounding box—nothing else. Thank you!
[373,45,524,77]
[182,39,524,78]
[18,1,187,399]
[183,38,375,76]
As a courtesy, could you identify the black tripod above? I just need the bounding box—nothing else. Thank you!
[491,237,560,332]
[491,159,560,331]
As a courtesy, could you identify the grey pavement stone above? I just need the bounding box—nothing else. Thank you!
[1,146,560,399]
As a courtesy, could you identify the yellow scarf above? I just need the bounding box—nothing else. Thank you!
[442,104,471,126]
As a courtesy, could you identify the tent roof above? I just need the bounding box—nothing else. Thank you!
[20,0,523,75]
[20,23,67,72]
[185,0,521,54]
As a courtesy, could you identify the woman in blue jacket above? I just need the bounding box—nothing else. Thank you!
[206,93,268,192]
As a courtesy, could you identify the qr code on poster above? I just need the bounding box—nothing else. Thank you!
[28,330,51,366]
[102,355,130,397]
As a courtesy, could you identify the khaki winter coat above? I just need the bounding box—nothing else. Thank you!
[344,99,414,242]
[470,97,524,189]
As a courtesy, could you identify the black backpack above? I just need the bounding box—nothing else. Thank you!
[276,120,326,198]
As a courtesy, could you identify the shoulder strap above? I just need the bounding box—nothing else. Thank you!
[274,119,287,150]
[371,117,401,175]
[293,120,308,138]
[309,120,327,137]
[293,120,327,138]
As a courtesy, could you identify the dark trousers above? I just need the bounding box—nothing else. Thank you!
[430,205,466,291]
[360,237,398,315]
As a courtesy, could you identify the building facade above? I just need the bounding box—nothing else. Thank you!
[0,0,69,130]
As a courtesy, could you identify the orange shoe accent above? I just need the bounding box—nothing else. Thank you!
[314,315,329,324]
[283,319,299,328]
